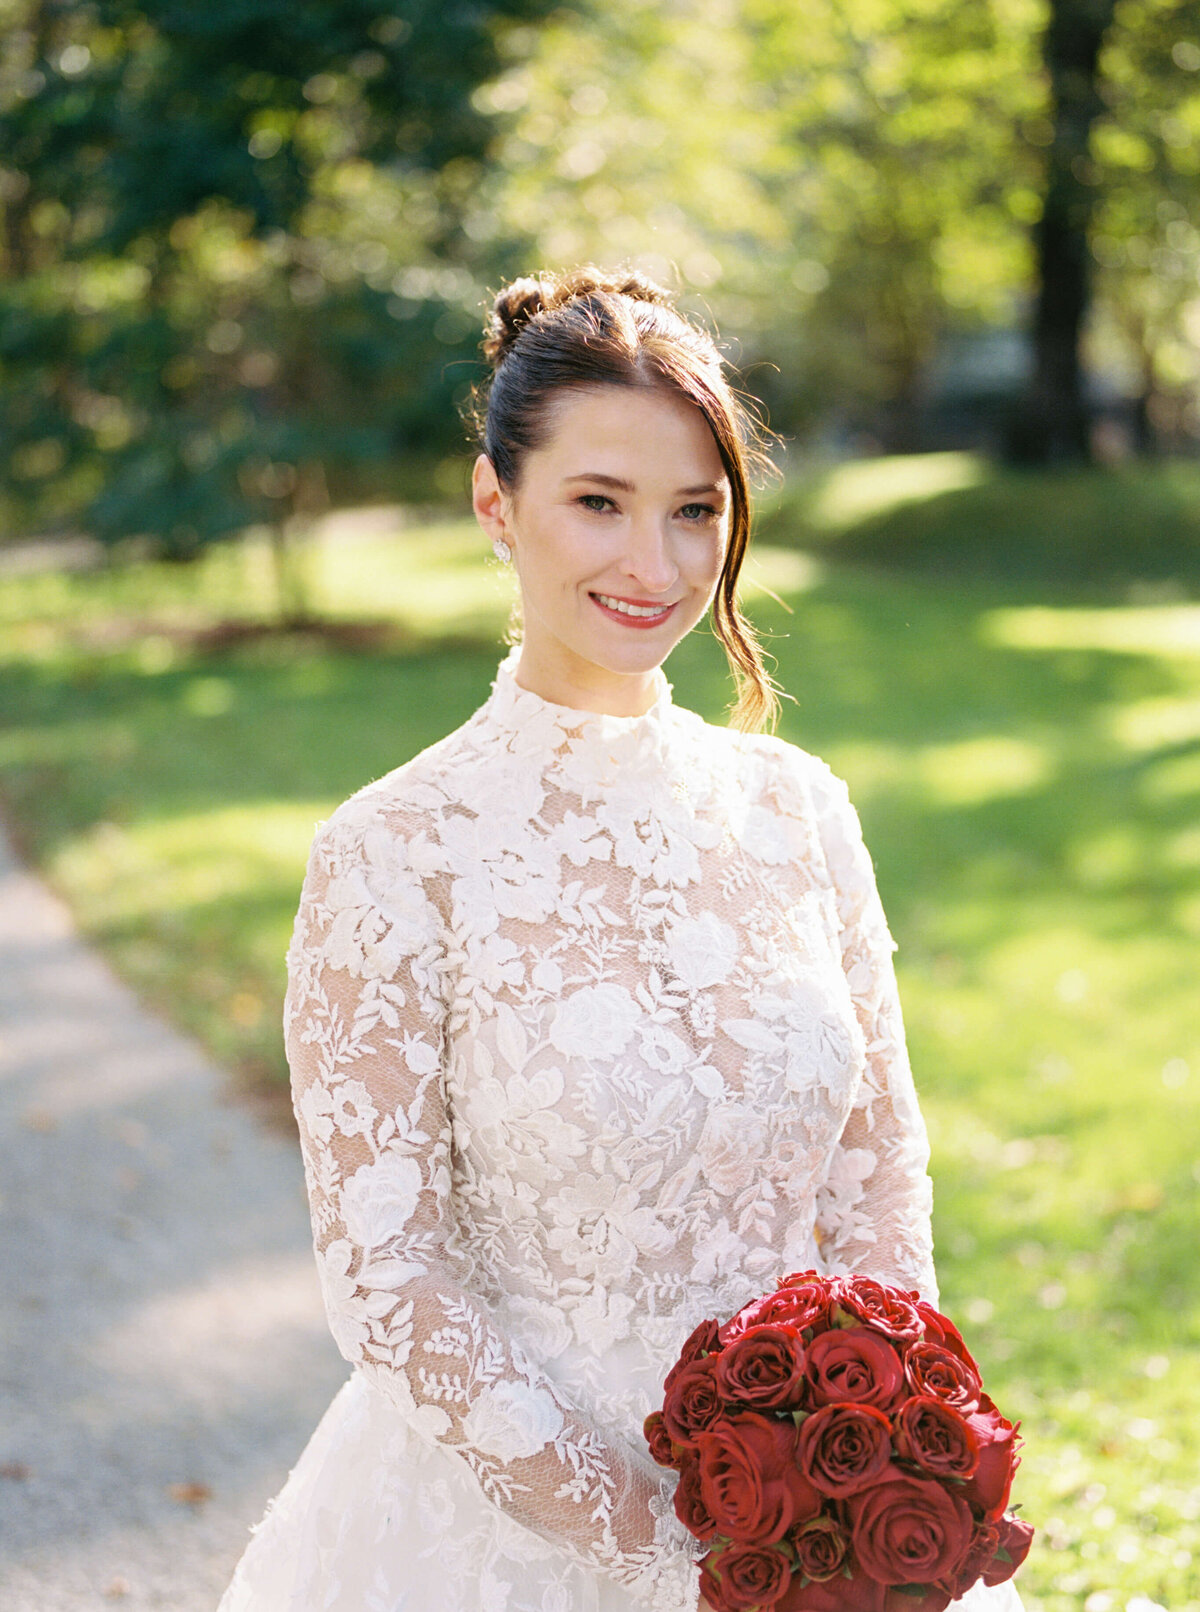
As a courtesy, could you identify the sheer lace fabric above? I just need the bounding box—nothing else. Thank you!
[219,651,1023,1612]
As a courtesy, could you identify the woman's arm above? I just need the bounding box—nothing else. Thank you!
[807,763,940,1304]
[286,806,699,1611]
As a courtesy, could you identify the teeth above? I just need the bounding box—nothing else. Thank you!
[594,594,672,618]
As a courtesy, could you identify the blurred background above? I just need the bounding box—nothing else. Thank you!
[0,2,1197,1609]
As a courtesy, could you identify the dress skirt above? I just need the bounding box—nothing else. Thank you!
[217,1369,658,1612]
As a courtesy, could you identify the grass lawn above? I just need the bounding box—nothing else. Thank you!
[2,455,1198,1612]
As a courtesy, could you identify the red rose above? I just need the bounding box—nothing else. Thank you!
[848,1466,974,1585]
[790,1514,849,1581]
[982,1514,1035,1585]
[961,1397,1020,1521]
[833,1276,923,1341]
[894,1395,980,1479]
[698,1553,741,1612]
[882,1585,953,1612]
[904,1341,983,1413]
[778,1560,885,1612]
[775,1272,837,1330]
[674,1454,719,1541]
[700,1541,794,1611]
[696,1412,822,1544]
[716,1325,807,1411]
[796,1402,893,1498]
[806,1327,905,1412]
[720,1283,832,1345]
[662,1355,724,1450]
[913,1300,981,1376]
[664,1317,722,1395]
[643,1410,682,1470]
[944,1522,1000,1599]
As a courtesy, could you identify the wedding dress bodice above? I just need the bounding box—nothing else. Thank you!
[284,649,939,1610]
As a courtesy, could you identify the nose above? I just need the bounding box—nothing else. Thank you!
[620,516,679,594]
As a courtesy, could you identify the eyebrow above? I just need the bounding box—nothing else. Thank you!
[563,473,728,496]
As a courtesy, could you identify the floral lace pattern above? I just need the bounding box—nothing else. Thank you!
[226,650,953,1611]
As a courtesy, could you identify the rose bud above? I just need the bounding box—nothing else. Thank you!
[832,1276,923,1341]
[662,1355,725,1450]
[796,1402,893,1498]
[904,1340,983,1414]
[790,1514,849,1582]
[696,1411,822,1545]
[673,1453,719,1541]
[894,1395,981,1479]
[982,1514,1035,1585]
[701,1541,794,1611]
[847,1466,975,1585]
[806,1327,905,1412]
[715,1325,807,1411]
[643,1410,682,1470]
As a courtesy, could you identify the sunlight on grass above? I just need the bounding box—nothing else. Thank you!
[986,602,1200,658]
[52,803,329,925]
[807,450,988,528]
[915,734,1053,806]
[1105,693,1200,752]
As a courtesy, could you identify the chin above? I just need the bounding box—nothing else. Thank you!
[582,634,681,676]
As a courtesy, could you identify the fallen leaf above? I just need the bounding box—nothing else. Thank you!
[21,1108,56,1133]
[167,1480,212,1506]
[103,1576,131,1599]
[0,1461,30,1480]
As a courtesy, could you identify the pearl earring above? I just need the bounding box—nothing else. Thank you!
[492,537,512,563]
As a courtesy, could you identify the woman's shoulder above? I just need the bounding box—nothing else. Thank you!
[684,707,850,810]
[309,707,489,857]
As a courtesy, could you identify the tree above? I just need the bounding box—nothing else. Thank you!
[1008,0,1117,463]
[0,0,559,588]
[1089,0,1200,453]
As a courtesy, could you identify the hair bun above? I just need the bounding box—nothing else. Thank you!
[483,277,552,367]
[482,265,675,367]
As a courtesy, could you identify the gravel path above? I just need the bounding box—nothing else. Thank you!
[0,826,346,1610]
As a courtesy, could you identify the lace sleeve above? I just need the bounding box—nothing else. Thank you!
[808,764,940,1306]
[284,807,698,1611]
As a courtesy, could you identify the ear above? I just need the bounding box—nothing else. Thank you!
[472,453,514,549]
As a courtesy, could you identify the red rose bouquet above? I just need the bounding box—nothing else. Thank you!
[643,1273,1033,1612]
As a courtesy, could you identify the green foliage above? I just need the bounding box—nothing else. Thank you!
[2,0,1199,553]
[0,0,559,555]
[1090,0,1200,444]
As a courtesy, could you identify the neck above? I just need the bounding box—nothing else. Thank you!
[511,644,663,717]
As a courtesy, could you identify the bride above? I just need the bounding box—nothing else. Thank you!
[218,268,1026,1611]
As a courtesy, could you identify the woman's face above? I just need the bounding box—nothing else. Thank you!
[472,384,731,715]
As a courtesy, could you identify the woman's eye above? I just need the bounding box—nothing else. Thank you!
[679,502,720,522]
[578,494,613,513]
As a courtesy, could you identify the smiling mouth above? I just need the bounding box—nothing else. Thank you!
[590,592,678,622]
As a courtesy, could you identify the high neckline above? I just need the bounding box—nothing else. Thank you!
[486,647,675,741]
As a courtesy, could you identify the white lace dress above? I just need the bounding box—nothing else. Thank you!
[219,650,1024,1612]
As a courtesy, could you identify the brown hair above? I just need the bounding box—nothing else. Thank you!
[468,265,780,732]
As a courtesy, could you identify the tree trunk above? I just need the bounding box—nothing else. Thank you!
[1011,0,1117,466]
[268,460,328,628]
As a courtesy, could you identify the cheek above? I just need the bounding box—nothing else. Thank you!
[695,527,728,590]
